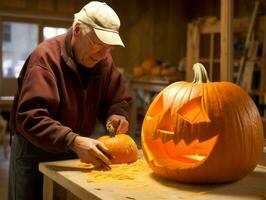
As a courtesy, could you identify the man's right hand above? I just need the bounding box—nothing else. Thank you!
[69,136,111,169]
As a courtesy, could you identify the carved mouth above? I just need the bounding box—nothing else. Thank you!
[144,132,219,169]
[142,92,219,168]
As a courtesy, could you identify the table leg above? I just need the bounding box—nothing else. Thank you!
[43,175,54,200]
[66,191,80,200]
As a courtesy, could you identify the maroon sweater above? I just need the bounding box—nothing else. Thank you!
[10,30,131,153]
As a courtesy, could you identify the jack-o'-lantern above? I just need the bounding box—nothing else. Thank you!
[141,63,264,183]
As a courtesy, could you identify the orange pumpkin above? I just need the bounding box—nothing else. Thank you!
[160,67,178,76]
[132,66,144,77]
[98,134,138,164]
[141,63,264,183]
[142,58,156,74]
[150,65,161,76]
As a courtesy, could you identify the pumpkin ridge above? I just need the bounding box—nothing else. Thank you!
[232,84,263,169]
[177,82,195,143]
[237,89,253,169]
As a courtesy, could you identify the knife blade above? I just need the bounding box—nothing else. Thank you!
[96,144,113,160]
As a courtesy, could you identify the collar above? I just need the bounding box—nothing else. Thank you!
[61,28,78,73]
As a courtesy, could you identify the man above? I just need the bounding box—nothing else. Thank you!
[8,1,131,199]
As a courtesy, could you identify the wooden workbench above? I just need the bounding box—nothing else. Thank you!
[39,149,266,200]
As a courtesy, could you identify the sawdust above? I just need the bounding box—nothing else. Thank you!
[78,159,151,183]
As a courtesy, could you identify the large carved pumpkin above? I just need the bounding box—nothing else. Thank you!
[141,63,264,183]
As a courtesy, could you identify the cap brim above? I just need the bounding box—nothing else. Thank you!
[94,28,125,47]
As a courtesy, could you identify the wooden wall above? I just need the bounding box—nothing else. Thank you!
[0,0,87,19]
[107,0,188,70]
[0,0,261,73]
[105,0,262,71]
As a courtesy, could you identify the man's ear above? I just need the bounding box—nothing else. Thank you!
[72,22,81,36]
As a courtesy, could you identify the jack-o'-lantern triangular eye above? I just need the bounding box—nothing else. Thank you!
[147,94,173,128]
[149,94,164,117]
[157,108,173,132]
[177,96,210,124]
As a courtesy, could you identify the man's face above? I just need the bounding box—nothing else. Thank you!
[72,25,112,68]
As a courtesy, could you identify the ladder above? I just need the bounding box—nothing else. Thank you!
[236,0,266,129]
[236,0,260,87]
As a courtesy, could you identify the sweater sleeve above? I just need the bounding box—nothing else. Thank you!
[14,65,78,153]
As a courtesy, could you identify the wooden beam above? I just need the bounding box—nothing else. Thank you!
[186,23,199,81]
[209,33,214,80]
[220,0,233,81]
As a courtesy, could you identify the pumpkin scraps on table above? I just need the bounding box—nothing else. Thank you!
[78,159,151,183]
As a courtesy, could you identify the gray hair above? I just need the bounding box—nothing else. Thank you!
[72,20,93,35]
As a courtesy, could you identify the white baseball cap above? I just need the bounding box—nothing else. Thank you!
[74,1,125,47]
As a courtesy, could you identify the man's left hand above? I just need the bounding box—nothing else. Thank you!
[106,114,128,134]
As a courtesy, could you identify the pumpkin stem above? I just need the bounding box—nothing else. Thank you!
[192,63,210,83]
[109,130,116,137]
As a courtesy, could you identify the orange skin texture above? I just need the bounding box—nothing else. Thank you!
[98,134,138,164]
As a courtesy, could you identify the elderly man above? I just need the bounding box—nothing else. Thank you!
[8,1,131,199]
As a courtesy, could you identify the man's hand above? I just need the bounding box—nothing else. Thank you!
[69,136,111,169]
[106,114,128,134]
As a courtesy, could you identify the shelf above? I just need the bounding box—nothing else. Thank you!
[199,58,220,63]
[248,91,265,96]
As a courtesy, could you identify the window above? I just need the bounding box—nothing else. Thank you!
[2,23,68,79]
[0,19,70,96]
[3,23,11,42]
[2,22,38,78]
[43,27,68,40]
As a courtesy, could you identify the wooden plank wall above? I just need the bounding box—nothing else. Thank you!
[0,0,260,73]
[0,0,190,73]
[108,0,188,70]
[0,0,86,17]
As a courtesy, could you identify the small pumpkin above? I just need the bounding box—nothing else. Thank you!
[160,67,178,76]
[98,134,138,164]
[141,63,264,183]
[132,66,144,77]
[142,58,156,74]
[150,65,162,76]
